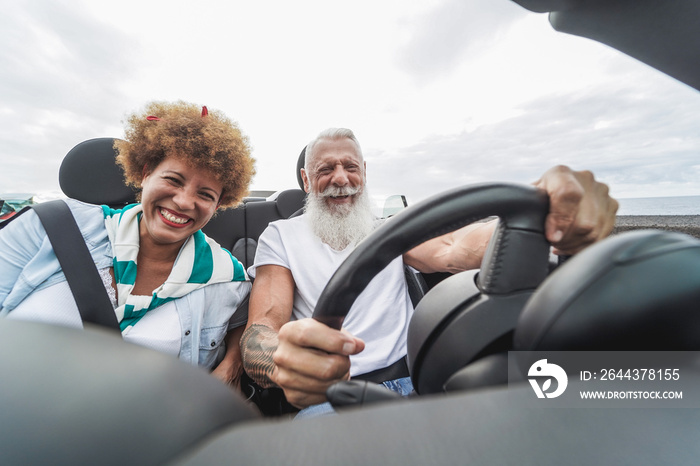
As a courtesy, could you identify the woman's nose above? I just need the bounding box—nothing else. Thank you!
[173,188,196,210]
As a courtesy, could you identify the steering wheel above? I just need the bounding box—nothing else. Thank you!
[312,183,551,393]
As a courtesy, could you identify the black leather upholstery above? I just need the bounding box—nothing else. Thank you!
[0,319,259,466]
[200,206,246,253]
[177,374,700,465]
[196,164,307,268]
[515,229,700,351]
[59,138,137,208]
[277,188,307,217]
[442,352,511,391]
[206,188,306,269]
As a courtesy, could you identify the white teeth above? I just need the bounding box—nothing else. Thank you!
[161,209,189,224]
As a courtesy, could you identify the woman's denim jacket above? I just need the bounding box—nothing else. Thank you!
[0,199,250,369]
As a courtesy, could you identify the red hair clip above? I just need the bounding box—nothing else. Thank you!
[146,115,161,121]
[201,106,208,117]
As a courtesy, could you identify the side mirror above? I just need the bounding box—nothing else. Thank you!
[382,194,408,218]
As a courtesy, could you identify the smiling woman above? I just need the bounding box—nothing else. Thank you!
[115,101,255,208]
[0,100,256,391]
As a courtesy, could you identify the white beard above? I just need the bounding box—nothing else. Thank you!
[305,185,375,250]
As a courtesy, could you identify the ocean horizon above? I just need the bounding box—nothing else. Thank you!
[617,195,700,216]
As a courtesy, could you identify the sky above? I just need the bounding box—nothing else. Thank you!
[2,0,699,207]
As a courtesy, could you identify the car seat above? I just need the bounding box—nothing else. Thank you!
[59,138,138,208]
[202,146,307,268]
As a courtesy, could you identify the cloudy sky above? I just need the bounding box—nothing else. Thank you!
[2,0,699,207]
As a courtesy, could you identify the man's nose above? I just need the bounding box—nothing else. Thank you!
[331,166,349,186]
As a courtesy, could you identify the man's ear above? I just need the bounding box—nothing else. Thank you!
[301,168,311,193]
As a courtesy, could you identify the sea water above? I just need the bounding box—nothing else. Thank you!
[617,195,700,216]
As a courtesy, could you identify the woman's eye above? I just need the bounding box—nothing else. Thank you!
[165,176,182,185]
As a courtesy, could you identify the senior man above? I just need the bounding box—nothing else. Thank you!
[241,128,618,416]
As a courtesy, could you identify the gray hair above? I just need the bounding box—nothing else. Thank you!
[304,128,363,173]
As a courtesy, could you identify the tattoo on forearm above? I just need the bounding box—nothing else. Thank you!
[240,324,279,388]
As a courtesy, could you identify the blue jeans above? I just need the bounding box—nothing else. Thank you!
[294,376,414,420]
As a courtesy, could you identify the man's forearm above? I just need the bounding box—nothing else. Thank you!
[240,323,279,388]
[405,220,496,274]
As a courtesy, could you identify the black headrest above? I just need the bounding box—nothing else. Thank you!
[296,146,306,190]
[59,138,138,207]
[515,230,700,351]
[276,189,307,218]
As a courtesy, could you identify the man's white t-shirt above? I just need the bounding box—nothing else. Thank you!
[249,215,413,377]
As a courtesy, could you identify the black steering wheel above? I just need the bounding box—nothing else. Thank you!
[313,183,549,327]
[312,183,552,396]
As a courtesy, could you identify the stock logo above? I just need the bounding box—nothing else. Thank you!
[528,359,568,399]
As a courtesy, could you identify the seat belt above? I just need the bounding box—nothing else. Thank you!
[27,201,121,332]
[353,356,410,384]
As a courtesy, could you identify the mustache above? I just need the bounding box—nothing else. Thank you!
[319,185,362,198]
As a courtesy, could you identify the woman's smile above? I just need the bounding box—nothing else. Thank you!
[159,207,193,227]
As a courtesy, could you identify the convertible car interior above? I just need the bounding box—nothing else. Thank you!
[2,0,700,464]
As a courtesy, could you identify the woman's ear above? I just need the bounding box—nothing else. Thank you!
[141,164,150,182]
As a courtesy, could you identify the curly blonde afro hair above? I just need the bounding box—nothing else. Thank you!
[115,101,255,209]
